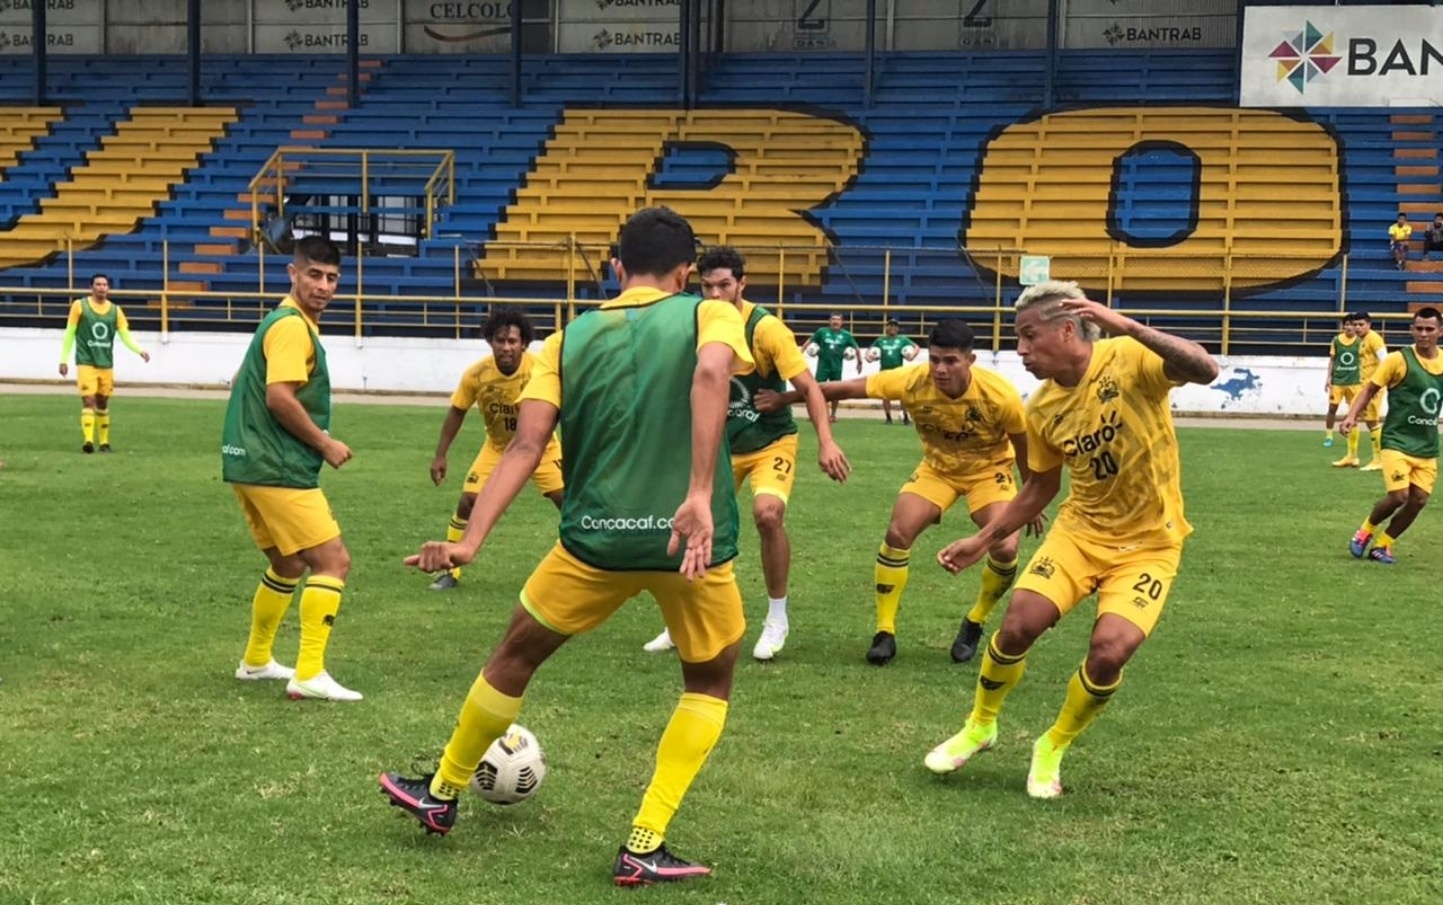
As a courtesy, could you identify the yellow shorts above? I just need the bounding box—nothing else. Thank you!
[1360,390,1383,423]
[899,460,1017,516]
[1328,384,1359,407]
[76,365,114,398]
[731,434,799,504]
[462,441,564,497]
[1014,531,1183,637]
[521,542,744,664]
[1380,449,1437,495]
[231,483,342,556]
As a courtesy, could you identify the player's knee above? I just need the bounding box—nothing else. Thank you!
[753,499,786,534]
[1085,634,1140,680]
[1386,489,1410,508]
[990,535,1020,562]
[680,645,739,700]
[1408,487,1430,509]
[312,539,351,580]
[455,493,478,520]
[95,396,110,411]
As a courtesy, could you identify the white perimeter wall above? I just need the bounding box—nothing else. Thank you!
[3,327,1335,417]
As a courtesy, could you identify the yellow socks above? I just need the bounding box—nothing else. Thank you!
[1375,531,1396,551]
[1044,664,1122,749]
[1361,518,1378,535]
[242,568,300,667]
[1346,427,1360,460]
[445,514,467,580]
[81,408,96,444]
[631,692,728,843]
[970,634,1028,727]
[1370,426,1383,459]
[1325,428,1334,442]
[295,575,344,681]
[97,411,111,446]
[874,542,910,634]
[432,674,524,799]
[966,555,1017,625]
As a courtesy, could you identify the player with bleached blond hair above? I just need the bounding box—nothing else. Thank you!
[923,280,1218,799]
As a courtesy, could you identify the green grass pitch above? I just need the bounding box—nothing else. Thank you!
[1,393,1440,904]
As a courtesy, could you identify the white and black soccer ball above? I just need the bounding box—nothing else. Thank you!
[843,347,858,360]
[804,342,820,357]
[470,725,547,805]
[902,345,920,361]
[865,347,881,363]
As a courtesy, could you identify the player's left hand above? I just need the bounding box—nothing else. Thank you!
[140,351,151,363]
[405,540,476,571]
[817,439,851,483]
[1026,512,1047,537]
[754,389,785,413]
[1056,297,1134,337]
[429,455,448,485]
[937,534,988,575]
[668,491,714,581]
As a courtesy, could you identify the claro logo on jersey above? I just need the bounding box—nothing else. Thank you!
[728,378,759,423]
[1061,409,1125,458]
[578,513,674,532]
[221,444,247,458]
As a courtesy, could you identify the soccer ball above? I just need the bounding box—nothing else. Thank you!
[804,343,820,357]
[843,347,857,360]
[470,725,547,805]
[902,345,920,361]
[865,347,881,363]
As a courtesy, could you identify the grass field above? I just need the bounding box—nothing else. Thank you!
[2,392,1441,905]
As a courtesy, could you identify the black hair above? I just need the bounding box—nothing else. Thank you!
[483,308,535,345]
[928,319,976,353]
[615,206,696,278]
[698,245,745,280]
[294,235,342,267]
[1415,307,1442,324]
[91,273,111,284]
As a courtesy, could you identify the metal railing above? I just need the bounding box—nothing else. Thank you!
[3,238,1428,353]
[248,146,456,245]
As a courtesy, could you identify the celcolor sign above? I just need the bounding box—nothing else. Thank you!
[1241,5,1443,106]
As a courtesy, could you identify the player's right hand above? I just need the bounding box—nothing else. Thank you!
[429,455,448,485]
[668,491,714,581]
[58,363,68,377]
[1339,417,1356,436]
[405,540,476,571]
[322,439,353,469]
[937,535,988,575]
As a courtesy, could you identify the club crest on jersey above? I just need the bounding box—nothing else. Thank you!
[1095,373,1120,403]
[966,405,983,421]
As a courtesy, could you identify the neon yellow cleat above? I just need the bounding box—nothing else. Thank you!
[923,720,997,775]
[1359,461,1383,472]
[1331,456,1360,468]
[1026,736,1066,799]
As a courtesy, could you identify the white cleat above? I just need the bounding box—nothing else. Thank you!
[752,618,789,661]
[235,659,295,681]
[642,629,676,653]
[286,671,363,702]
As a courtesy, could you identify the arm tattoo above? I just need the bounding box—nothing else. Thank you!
[1129,323,1219,384]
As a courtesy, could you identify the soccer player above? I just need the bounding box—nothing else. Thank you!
[1351,312,1389,471]
[1342,307,1443,565]
[871,318,919,425]
[921,281,1217,799]
[1324,315,1360,453]
[221,236,361,703]
[642,245,851,660]
[427,309,564,591]
[804,313,862,421]
[758,320,1037,666]
[379,207,755,886]
[57,274,151,453]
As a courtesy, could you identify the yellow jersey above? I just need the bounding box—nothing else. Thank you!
[1356,329,1386,382]
[866,363,1025,475]
[261,297,319,385]
[1389,223,1413,242]
[739,299,809,382]
[1026,337,1191,549]
[451,351,543,451]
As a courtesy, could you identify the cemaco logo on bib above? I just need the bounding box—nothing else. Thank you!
[578,513,673,532]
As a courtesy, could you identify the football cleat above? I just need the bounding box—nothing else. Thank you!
[286,671,362,702]
[378,772,458,835]
[428,572,460,591]
[98,443,112,453]
[235,659,295,681]
[1026,736,1066,799]
[950,619,985,664]
[752,618,789,661]
[82,441,94,454]
[1331,456,1359,468]
[924,719,997,774]
[1349,530,1372,559]
[1323,436,1334,448]
[642,629,676,653]
[612,844,712,886]
[1359,461,1383,472]
[1367,546,1396,565]
[865,630,896,666]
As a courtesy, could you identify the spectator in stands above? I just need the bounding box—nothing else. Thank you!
[1423,213,1443,262]
[1389,213,1413,270]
